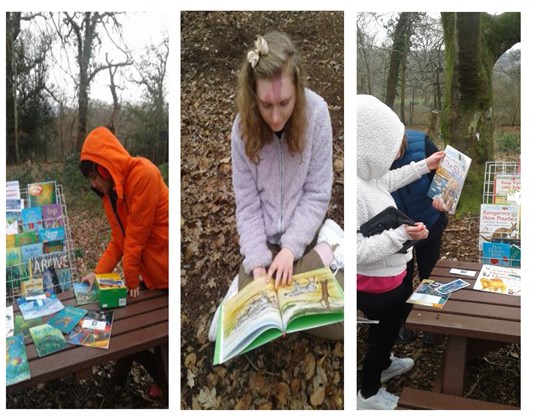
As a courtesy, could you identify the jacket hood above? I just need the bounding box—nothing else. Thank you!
[80,127,132,199]
[357,94,405,180]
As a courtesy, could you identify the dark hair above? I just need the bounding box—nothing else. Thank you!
[79,160,97,178]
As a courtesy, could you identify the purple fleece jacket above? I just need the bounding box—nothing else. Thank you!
[231,88,333,274]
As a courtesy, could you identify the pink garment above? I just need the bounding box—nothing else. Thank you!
[357,270,406,294]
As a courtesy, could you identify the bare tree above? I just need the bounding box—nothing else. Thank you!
[55,12,132,152]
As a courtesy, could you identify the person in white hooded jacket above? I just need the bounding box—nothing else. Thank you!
[357,94,444,410]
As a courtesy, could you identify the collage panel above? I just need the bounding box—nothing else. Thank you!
[181,10,345,410]
[5,11,169,409]
[356,11,521,410]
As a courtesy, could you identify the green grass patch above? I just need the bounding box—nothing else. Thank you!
[495,131,520,154]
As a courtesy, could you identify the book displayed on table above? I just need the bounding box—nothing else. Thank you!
[48,305,88,334]
[17,293,64,320]
[214,267,344,365]
[73,282,99,305]
[42,203,63,228]
[29,323,69,357]
[21,207,43,231]
[7,334,31,386]
[68,310,114,349]
[473,264,521,296]
[427,145,472,214]
[479,204,519,250]
[14,315,43,339]
[406,279,451,309]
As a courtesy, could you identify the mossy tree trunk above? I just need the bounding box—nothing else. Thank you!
[440,12,520,214]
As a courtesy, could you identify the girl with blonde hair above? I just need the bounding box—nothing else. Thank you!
[209,31,344,341]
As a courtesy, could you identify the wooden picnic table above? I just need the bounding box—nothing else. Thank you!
[7,287,168,401]
[405,259,520,397]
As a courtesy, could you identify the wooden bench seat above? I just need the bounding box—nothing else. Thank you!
[397,387,519,410]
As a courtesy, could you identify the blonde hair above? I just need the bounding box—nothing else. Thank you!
[236,31,307,163]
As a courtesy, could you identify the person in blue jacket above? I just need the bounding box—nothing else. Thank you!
[391,130,448,344]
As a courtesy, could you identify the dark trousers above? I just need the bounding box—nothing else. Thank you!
[401,213,448,321]
[358,282,406,397]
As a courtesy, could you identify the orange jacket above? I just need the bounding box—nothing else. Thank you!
[80,127,169,290]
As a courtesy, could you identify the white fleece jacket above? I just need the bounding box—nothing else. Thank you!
[357,94,429,277]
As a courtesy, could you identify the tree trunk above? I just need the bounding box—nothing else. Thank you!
[440,12,520,214]
[385,12,415,109]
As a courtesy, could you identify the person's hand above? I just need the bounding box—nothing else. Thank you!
[81,272,96,290]
[425,151,446,170]
[268,248,295,289]
[252,266,267,280]
[404,222,429,241]
[432,196,448,212]
[129,287,140,298]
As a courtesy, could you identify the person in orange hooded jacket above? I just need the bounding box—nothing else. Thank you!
[79,126,169,297]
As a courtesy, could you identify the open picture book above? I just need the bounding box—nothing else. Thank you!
[213,267,344,365]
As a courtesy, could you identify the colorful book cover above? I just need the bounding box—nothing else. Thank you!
[14,315,43,339]
[38,227,65,243]
[14,231,39,247]
[28,181,57,207]
[68,310,114,349]
[42,204,63,228]
[7,305,15,337]
[427,145,472,214]
[473,265,521,296]
[493,174,521,204]
[73,282,99,305]
[482,242,512,266]
[56,269,73,292]
[21,207,43,231]
[43,240,65,254]
[6,247,22,267]
[29,324,68,357]
[21,242,44,263]
[406,279,451,309]
[6,334,31,386]
[7,234,16,248]
[479,204,520,250]
[510,245,521,268]
[29,252,70,277]
[6,180,21,199]
[17,293,64,320]
[48,305,88,334]
[21,278,44,297]
[7,198,24,211]
[42,266,62,294]
[6,211,21,235]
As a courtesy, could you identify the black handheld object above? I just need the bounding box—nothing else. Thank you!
[359,206,417,253]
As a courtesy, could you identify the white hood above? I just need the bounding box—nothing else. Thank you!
[357,94,405,181]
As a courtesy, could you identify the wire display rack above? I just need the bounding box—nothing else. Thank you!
[482,161,520,204]
[6,183,76,306]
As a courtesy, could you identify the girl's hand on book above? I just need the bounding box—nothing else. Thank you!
[129,287,140,298]
[81,273,96,290]
[425,151,446,170]
[268,248,295,289]
[404,222,429,241]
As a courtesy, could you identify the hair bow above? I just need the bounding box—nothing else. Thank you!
[247,35,269,69]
